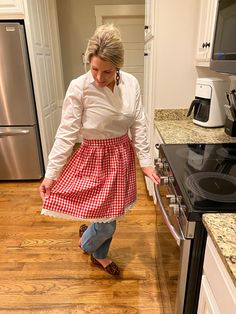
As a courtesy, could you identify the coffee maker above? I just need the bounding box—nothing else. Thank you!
[187,78,230,127]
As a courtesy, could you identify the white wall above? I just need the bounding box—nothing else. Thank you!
[155,0,200,109]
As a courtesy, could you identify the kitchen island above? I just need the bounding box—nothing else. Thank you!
[154,108,236,297]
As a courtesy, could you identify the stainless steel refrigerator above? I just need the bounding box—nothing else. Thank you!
[0,22,44,180]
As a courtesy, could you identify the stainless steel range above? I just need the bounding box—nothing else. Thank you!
[154,143,236,314]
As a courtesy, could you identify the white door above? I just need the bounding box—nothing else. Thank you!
[24,0,64,166]
[95,5,145,94]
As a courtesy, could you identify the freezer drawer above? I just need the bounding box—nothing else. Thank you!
[0,126,44,180]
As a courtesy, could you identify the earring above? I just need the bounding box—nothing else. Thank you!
[116,70,120,85]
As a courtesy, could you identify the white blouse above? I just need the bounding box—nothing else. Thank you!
[45,70,152,180]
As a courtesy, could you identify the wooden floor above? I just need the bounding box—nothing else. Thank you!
[0,166,165,313]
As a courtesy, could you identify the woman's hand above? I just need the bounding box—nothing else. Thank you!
[141,166,160,185]
[39,178,56,201]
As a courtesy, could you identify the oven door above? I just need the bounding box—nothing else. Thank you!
[154,182,192,314]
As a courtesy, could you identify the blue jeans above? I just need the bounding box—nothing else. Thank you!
[81,221,116,259]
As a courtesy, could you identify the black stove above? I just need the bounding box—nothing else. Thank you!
[159,143,236,221]
[155,142,236,314]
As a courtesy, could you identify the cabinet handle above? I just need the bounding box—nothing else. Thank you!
[144,53,148,56]
[202,42,210,48]
[144,25,149,30]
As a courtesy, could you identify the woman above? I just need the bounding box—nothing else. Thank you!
[39,24,160,276]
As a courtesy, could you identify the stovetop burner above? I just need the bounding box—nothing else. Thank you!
[160,143,236,219]
[185,172,236,202]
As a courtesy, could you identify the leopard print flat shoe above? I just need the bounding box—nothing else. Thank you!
[90,255,120,276]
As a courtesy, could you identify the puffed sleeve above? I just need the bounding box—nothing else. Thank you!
[130,78,153,168]
[44,79,83,179]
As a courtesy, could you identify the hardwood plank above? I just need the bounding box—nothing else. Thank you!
[0,165,166,313]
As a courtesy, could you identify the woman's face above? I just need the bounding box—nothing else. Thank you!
[90,56,116,89]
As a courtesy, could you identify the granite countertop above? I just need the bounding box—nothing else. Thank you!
[154,109,236,287]
[203,214,236,287]
[154,109,236,144]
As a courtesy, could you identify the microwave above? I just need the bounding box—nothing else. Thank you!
[210,0,236,75]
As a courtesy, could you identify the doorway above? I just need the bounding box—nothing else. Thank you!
[95,5,145,94]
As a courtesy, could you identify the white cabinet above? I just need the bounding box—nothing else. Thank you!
[144,0,159,40]
[143,0,158,196]
[0,0,24,17]
[198,236,236,313]
[198,275,221,314]
[195,0,218,66]
[144,0,156,40]
[143,40,154,132]
[143,41,154,194]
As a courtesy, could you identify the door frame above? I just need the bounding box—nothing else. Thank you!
[95,4,145,26]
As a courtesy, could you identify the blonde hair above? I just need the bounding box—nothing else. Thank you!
[85,24,124,69]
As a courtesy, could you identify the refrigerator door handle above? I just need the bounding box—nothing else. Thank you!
[0,128,30,137]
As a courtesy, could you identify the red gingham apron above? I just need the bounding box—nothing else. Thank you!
[42,133,136,221]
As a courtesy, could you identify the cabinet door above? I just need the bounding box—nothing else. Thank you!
[205,0,218,61]
[0,0,24,17]
[196,0,218,65]
[143,40,154,129]
[196,0,210,62]
[198,236,236,313]
[198,275,221,314]
[143,40,155,196]
[144,0,155,40]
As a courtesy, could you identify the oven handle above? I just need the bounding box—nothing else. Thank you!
[154,184,183,246]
